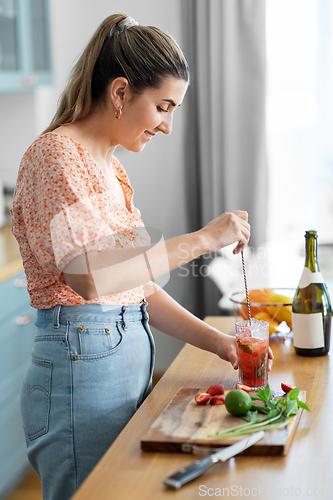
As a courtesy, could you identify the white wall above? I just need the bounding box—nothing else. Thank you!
[0,0,192,373]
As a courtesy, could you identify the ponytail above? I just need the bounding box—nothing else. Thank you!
[44,13,189,133]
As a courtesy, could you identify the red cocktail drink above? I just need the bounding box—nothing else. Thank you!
[235,319,269,389]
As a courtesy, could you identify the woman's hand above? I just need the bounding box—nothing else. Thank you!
[199,211,250,255]
[215,334,274,371]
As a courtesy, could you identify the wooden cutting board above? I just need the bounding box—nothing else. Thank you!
[141,388,306,456]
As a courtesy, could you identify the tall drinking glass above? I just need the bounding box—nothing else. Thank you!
[235,318,269,389]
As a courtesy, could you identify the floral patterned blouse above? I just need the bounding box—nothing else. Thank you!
[11,132,146,309]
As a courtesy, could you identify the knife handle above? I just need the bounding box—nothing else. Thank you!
[164,455,216,489]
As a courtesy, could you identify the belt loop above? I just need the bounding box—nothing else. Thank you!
[121,305,129,330]
[53,304,62,329]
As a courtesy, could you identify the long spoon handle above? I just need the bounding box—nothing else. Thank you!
[241,251,251,322]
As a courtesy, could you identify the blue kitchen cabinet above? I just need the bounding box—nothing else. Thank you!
[0,0,53,93]
[0,270,37,499]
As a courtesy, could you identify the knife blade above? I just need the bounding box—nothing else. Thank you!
[163,430,265,489]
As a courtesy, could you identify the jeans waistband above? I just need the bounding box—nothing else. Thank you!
[36,302,149,330]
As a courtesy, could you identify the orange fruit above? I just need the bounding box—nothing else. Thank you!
[240,288,272,319]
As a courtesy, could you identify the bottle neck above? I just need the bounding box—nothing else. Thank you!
[305,234,319,272]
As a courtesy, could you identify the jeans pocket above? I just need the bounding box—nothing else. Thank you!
[73,321,123,358]
[20,356,52,440]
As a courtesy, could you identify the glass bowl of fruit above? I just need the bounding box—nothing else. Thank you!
[229,288,295,336]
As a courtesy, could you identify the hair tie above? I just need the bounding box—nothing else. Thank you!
[109,17,139,37]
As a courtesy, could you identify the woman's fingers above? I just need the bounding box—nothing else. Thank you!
[201,211,251,253]
[232,210,249,222]
[268,346,274,372]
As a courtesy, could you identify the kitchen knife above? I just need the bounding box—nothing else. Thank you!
[163,430,265,489]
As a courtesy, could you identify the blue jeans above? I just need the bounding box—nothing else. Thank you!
[20,302,155,500]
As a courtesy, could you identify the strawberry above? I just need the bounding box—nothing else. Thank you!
[281,383,297,393]
[210,395,225,405]
[235,383,252,393]
[195,392,211,404]
[207,383,224,396]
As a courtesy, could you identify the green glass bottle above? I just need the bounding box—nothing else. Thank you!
[292,230,332,356]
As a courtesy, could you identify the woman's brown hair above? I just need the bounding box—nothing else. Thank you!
[44,13,189,133]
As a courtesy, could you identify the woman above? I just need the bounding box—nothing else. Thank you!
[11,13,265,500]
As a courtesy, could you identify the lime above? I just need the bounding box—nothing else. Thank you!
[225,389,252,416]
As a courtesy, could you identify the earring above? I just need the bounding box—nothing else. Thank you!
[115,105,122,119]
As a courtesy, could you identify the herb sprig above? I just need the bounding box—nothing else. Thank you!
[210,383,309,438]
[236,339,252,355]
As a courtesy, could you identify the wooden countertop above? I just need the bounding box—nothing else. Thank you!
[0,223,23,282]
[72,316,333,500]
